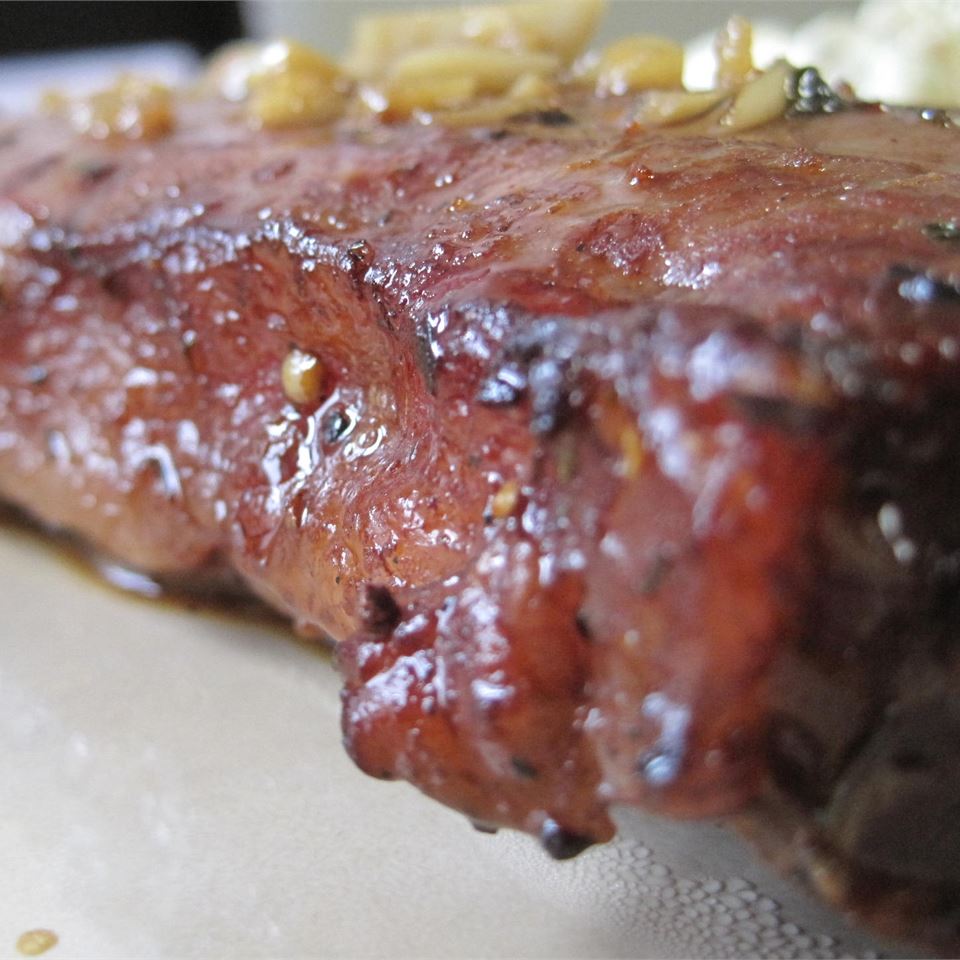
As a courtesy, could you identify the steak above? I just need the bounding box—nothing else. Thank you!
[2,85,960,951]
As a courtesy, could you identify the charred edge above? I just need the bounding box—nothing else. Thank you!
[471,819,500,834]
[414,324,439,395]
[345,239,374,286]
[511,756,539,779]
[540,818,596,859]
[322,406,353,445]
[890,265,960,305]
[767,712,830,808]
[367,767,397,781]
[73,160,118,185]
[640,548,676,596]
[923,221,960,243]
[362,584,402,637]
[787,66,848,116]
[252,157,296,184]
[506,108,575,127]
[101,271,132,301]
[731,394,832,433]
[490,322,579,434]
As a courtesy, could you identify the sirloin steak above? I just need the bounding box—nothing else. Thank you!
[2,86,960,950]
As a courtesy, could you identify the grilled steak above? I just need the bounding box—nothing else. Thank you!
[2,86,960,951]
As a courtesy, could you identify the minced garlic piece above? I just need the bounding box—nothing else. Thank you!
[16,930,58,957]
[594,36,685,95]
[244,41,345,128]
[249,71,344,128]
[281,348,325,405]
[618,426,645,479]
[45,75,173,140]
[203,39,345,129]
[490,480,520,519]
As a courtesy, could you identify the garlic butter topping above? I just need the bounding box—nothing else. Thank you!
[42,74,173,140]
[51,0,848,140]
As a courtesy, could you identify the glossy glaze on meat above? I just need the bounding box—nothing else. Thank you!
[2,93,960,949]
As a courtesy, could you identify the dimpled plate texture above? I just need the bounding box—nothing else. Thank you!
[0,524,911,960]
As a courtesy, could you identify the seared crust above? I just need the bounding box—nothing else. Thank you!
[2,95,960,951]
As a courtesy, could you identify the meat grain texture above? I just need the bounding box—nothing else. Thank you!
[2,92,960,951]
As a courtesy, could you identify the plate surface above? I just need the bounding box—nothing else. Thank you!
[1,525,902,959]
[0,21,922,960]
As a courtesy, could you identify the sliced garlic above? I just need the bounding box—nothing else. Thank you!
[594,36,684,95]
[508,72,558,102]
[636,89,728,126]
[390,46,559,97]
[282,349,326,405]
[52,75,174,140]
[721,59,793,132]
[345,0,604,79]
[249,72,344,128]
[362,75,479,120]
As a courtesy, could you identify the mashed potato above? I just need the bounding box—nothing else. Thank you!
[685,0,960,108]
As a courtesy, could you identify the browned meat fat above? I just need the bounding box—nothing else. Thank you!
[2,88,960,952]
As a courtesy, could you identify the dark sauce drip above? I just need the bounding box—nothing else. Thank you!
[539,818,595,859]
[0,502,314,642]
[507,108,576,127]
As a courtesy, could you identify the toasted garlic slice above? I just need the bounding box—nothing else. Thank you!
[362,75,479,119]
[201,41,263,101]
[203,39,345,129]
[390,45,559,96]
[508,72,557,101]
[249,72,344,128]
[48,75,174,140]
[721,59,793,132]
[714,15,754,88]
[595,35,684,95]
[205,39,341,101]
[345,0,604,79]
[636,89,728,126]
[253,39,341,83]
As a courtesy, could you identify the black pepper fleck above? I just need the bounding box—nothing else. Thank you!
[923,221,960,242]
[362,584,402,637]
[540,818,595,859]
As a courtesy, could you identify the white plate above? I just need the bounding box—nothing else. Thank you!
[1,523,906,959]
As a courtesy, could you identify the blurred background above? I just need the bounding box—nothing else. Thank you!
[0,1,957,110]
[0,1,857,57]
